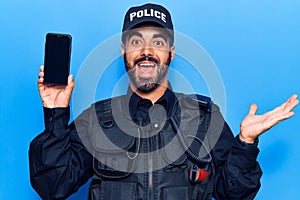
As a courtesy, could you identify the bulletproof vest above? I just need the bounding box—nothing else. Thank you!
[87,93,214,200]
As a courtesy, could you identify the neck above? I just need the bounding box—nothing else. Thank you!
[130,78,169,104]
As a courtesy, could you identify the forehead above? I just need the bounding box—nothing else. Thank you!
[128,27,168,38]
[125,23,171,40]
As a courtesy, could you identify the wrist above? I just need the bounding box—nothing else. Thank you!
[239,134,257,144]
[42,101,69,108]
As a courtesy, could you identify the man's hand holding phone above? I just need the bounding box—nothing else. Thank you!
[39,33,74,108]
[38,66,74,108]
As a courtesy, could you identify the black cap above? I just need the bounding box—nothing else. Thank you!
[122,3,174,43]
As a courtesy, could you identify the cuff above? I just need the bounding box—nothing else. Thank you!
[236,134,259,149]
[43,107,70,131]
[229,135,260,169]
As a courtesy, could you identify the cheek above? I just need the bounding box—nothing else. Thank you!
[158,65,168,75]
[157,50,171,63]
[125,53,138,66]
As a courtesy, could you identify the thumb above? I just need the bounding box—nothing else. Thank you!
[67,74,75,89]
[248,103,258,115]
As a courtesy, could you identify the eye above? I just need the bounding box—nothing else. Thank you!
[131,39,142,45]
[153,40,164,46]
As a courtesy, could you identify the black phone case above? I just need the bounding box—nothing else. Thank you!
[43,33,72,85]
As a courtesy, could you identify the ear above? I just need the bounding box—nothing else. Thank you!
[170,46,175,62]
[121,43,125,59]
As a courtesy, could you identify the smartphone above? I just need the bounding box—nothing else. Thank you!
[43,33,72,85]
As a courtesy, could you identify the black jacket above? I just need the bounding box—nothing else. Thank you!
[29,90,262,200]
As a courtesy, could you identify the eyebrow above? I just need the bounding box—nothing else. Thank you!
[127,31,143,41]
[127,32,168,43]
[153,34,168,43]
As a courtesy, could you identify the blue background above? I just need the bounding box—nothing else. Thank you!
[0,0,299,199]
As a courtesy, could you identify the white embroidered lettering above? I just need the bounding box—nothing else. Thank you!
[150,9,154,17]
[154,10,161,19]
[130,12,136,22]
[144,9,150,17]
[161,13,166,23]
[129,9,167,23]
[137,10,143,18]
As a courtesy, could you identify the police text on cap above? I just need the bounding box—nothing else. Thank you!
[129,9,167,23]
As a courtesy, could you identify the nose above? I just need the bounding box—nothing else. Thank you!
[141,45,154,57]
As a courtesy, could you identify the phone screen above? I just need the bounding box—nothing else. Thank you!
[44,33,72,85]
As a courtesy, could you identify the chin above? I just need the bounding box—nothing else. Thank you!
[136,83,159,93]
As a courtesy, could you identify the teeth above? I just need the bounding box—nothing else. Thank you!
[139,63,155,67]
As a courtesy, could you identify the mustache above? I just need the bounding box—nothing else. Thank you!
[134,56,159,66]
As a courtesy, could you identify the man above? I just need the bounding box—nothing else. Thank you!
[29,3,298,200]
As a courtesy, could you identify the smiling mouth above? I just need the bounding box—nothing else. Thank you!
[137,61,156,74]
[138,62,156,67]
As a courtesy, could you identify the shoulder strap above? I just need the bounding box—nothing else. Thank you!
[197,94,212,131]
[185,94,212,131]
[188,94,212,113]
[169,93,213,164]
[95,98,114,128]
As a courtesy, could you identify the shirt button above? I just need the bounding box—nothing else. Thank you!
[49,117,53,122]
[154,123,159,128]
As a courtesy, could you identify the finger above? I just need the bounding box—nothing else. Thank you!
[286,98,299,112]
[270,111,295,125]
[288,94,298,103]
[38,71,44,79]
[282,94,299,113]
[40,65,44,72]
[289,94,298,105]
[67,74,75,88]
[248,103,258,115]
[269,95,297,114]
[38,66,45,86]
[38,77,44,91]
[38,69,44,84]
[283,111,295,119]
[38,77,44,84]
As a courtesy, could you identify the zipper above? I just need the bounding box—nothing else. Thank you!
[148,129,153,200]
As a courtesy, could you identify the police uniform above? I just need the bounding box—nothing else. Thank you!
[29,3,262,200]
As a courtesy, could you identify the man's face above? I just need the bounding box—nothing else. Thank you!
[122,25,175,93]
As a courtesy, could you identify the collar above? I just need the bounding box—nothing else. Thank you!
[127,84,177,120]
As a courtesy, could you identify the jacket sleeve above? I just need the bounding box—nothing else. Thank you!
[210,107,262,200]
[29,107,93,200]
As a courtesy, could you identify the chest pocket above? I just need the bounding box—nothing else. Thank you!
[89,180,139,200]
[89,123,140,200]
[91,122,138,179]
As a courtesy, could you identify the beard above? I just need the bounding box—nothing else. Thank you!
[124,52,171,93]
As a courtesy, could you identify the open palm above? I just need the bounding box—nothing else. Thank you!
[240,95,299,143]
